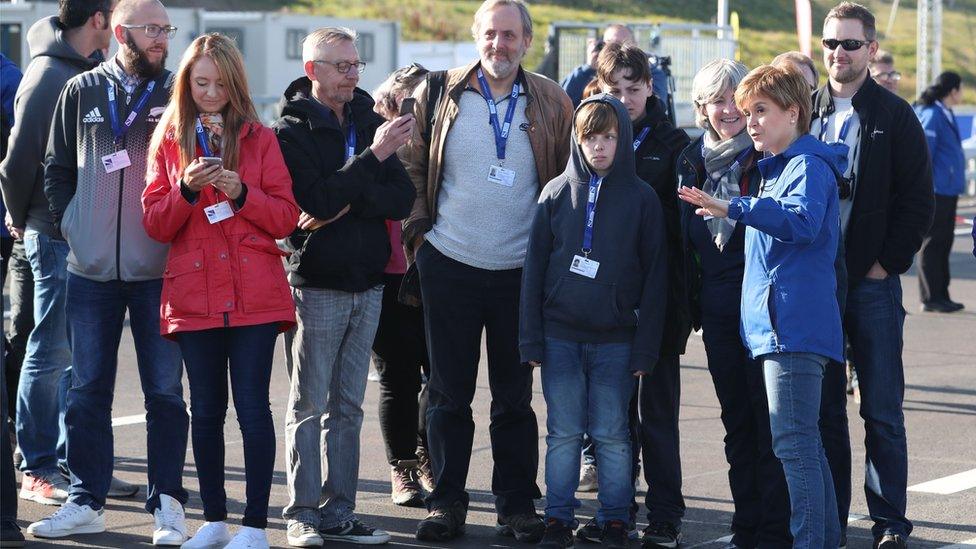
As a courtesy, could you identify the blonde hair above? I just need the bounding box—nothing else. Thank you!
[148,33,258,176]
[372,63,428,120]
[734,64,812,134]
[302,27,357,64]
[574,101,618,142]
[691,58,749,131]
[771,51,819,85]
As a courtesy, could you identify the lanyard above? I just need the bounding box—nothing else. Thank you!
[582,175,602,256]
[344,120,356,161]
[633,127,651,151]
[475,68,520,160]
[701,143,752,190]
[106,80,156,144]
[194,118,214,157]
[819,108,855,143]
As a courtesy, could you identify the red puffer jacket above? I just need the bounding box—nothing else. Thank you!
[143,122,299,336]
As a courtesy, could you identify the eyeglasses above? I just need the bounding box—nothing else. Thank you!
[120,24,178,39]
[313,60,367,74]
[871,70,901,81]
[822,38,872,51]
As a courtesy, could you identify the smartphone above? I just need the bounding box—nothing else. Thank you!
[200,156,223,169]
[399,97,416,118]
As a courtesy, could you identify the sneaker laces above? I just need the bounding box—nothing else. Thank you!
[156,504,181,529]
[47,502,84,524]
[292,520,317,537]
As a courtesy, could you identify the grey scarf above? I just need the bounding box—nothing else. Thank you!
[702,131,754,250]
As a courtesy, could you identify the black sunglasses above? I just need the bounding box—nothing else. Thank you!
[822,38,871,51]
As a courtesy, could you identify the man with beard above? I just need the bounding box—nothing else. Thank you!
[28,0,190,544]
[810,3,933,549]
[1,0,143,510]
[273,26,414,546]
[400,0,573,542]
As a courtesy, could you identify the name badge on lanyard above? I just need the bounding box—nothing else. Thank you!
[344,120,356,162]
[633,127,651,151]
[570,175,602,279]
[476,68,520,187]
[102,80,155,174]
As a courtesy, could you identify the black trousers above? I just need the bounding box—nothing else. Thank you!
[637,354,686,526]
[372,273,431,464]
[416,243,541,515]
[3,239,32,424]
[918,194,958,304]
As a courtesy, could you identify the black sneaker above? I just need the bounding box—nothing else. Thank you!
[539,518,575,548]
[416,501,466,542]
[642,521,681,549]
[603,520,628,549]
[575,517,602,543]
[319,518,391,545]
[496,512,546,543]
[0,520,25,548]
[875,534,907,549]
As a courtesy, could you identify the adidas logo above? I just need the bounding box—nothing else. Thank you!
[82,107,104,123]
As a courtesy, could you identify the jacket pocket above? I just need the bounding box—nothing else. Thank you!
[543,275,623,332]
[239,234,290,313]
[163,248,209,317]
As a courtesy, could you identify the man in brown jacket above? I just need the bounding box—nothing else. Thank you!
[399,0,573,543]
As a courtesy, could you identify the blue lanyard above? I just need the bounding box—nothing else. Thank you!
[344,121,356,162]
[819,108,854,142]
[582,175,602,256]
[106,80,156,144]
[475,68,520,160]
[701,143,752,189]
[633,127,651,151]
[194,117,214,157]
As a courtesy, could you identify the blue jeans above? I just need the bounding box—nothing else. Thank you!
[844,275,911,539]
[64,274,188,513]
[762,352,839,549]
[283,286,382,528]
[542,337,635,524]
[178,324,279,528]
[16,231,71,476]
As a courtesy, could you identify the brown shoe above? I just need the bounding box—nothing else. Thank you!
[391,462,424,507]
[416,445,436,493]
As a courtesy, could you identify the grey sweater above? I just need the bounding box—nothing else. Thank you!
[0,16,100,237]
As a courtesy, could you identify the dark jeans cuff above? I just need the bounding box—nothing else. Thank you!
[69,493,102,511]
[242,516,268,529]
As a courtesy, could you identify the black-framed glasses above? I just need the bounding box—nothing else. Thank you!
[120,24,178,39]
[822,38,871,51]
[313,59,367,74]
[871,70,901,81]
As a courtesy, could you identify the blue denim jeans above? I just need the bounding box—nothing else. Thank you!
[844,275,911,539]
[283,286,382,528]
[762,352,839,549]
[542,337,635,525]
[64,274,188,513]
[16,230,71,476]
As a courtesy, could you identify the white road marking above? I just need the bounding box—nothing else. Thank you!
[111,414,146,427]
[908,468,976,495]
[939,537,976,548]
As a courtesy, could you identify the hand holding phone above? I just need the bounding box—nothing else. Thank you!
[184,157,222,192]
[399,97,417,118]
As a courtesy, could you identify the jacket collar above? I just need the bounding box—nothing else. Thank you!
[813,73,879,122]
[279,76,376,132]
[446,59,534,108]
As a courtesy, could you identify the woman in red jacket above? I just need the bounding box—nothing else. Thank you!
[143,33,298,549]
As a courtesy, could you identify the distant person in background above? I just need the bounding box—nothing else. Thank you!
[772,51,819,89]
[915,71,966,313]
[370,62,436,509]
[869,49,900,94]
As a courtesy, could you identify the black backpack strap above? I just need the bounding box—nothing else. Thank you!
[422,70,447,145]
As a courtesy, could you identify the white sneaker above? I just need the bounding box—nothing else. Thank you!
[286,513,323,547]
[578,462,598,492]
[181,521,232,549]
[224,526,269,549]
[27,501,106,538]
[153,494,188,546]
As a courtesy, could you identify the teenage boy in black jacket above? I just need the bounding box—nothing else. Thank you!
[812,4,933,549]
[273,27,414,546]
[520,94,666,549]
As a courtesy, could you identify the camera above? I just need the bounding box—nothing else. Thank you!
[838,174,853,200]
[650,54,671,70]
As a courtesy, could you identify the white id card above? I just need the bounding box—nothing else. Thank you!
[101,150,131,173]
[487,165,516,187]
[569,255,600,278]
[204,201,235,224]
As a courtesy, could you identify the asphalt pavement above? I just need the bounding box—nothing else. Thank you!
[6,200,976,548]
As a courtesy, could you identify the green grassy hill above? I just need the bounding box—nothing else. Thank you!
[283,0,975,102]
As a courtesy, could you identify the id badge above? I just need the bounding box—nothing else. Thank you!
[101,150,131,173]
[569,254,600,278]
[204,201,235,224]
[487,165,516,187]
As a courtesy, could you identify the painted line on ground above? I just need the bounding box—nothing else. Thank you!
[908,468,976,494]
[111,414,146,427]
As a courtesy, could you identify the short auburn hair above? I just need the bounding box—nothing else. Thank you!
[734,64,812,134]
[824,2,876,41]
[596,42,652,88]
[574,101,618,142]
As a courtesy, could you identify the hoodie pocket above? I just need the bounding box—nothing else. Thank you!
[543,275,623,332]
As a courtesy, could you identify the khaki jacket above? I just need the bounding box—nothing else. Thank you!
[399,60,574,263]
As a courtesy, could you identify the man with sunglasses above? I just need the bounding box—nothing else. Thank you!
[810,4,933,549]
[28,0,191,544]
[274,26,414,546]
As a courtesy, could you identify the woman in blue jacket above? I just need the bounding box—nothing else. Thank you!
[915,71,966,313]
[678,64,845,549]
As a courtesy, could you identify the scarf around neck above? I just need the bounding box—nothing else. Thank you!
[701,131,753,250]
[198,112,224,156]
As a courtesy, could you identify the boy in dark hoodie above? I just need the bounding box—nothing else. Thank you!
[520,95,667,549]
